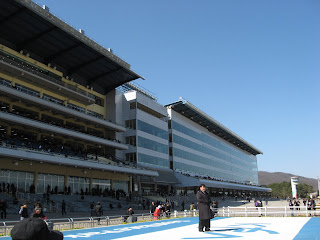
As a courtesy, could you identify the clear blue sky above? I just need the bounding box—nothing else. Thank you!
[35,0,320,179]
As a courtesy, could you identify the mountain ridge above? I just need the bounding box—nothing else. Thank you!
[258,171,318,191]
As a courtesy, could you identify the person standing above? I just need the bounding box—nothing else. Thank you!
[95,202,103,225]
[196,184,211,232]
[0,199,7,219]
[19,204,29,220]
[90,201,95,216]
[190,203,195,211]
[61,200,66,215]
[150,201,156,214]
[181,201,185,211]
[31,207,46,219]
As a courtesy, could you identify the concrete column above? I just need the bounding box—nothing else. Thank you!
[89,177,93,193]
[168,185,171,195]
[64,175,68,194]
[34,172,38,193]
[6,126,11,137]
[9,103,13,112]
[36,133,41,141]
[137,176,141,195]
[154,183,158,194]
[38,112,42,121]
[129,176,133,193]
[110,179,114,190]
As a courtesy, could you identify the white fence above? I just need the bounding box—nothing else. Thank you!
[1,207,319,236]
[217,206,320,217]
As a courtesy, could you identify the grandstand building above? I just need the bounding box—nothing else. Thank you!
[0,0,270,198]
[166,100,270,196]
[0,0,157,195]
[115,86,179,195]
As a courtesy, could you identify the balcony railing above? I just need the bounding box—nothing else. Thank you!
[0,78,123,127]
[0,54,90,98]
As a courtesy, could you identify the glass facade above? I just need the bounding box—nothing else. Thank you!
[112,180,128,193]
[0,170,34,193]
[137,136,168,154]
[37,173,65,194]
[138,153,169,168]
[137,120,168,140]
[171,121,258,184]
[68,176,90,194]
[92,178,111,192]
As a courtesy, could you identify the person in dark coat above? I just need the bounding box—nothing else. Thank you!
[95,202,103,225]
[196,184,211,232]
[150,201,156,214]
[61,200,66,215]
[19,204,29,221]
[31,207,46,219]
[0,199,7,219]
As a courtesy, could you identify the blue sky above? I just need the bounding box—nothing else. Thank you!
[35,0,320,179]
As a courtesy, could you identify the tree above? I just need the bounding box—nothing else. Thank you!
[267,182,314,198]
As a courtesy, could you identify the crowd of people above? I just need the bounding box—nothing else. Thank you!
[289,198,316,211]
[0,133,138,169]
[179,171,262,187]
[0,102,123,143]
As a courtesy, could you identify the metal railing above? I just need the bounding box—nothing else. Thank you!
[0,77,126,127]
[1,207,319,236]
[0,55,89,97]
[0,142,141,171]
[0,210,197,236]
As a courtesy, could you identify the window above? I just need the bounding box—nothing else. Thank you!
[68,176,90,194]
[137,136,168,154]
[125,119,136,130]
[0,170,34,193]
[138,153,169,168]
[126,153,137,162]
[137,120,168,140]
[37,173,64,194]
[125,136,136,146]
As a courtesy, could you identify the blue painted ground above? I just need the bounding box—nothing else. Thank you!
[1,217,319,239]
[293,218,320,240]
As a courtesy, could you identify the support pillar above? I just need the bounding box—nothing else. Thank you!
[34,172,38,193]
[64,175,68,194]
[89,177,93,193]
[137,176,141,195]
[129,176,133,193]
[6,126,11,137]
[154,183,158,194]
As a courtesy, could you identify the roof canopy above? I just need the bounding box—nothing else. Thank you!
[166,100,263,155]
[0,0,144,93]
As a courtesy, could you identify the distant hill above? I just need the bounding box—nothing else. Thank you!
[258,171,318,191]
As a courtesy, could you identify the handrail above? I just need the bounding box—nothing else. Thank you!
[0,110,121,144]
[0,78,125,127]
[0,142,141,170]
[0,55,89,97]
[0,208,319,236]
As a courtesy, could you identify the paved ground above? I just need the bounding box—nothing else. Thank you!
[2,216,319,240]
